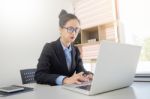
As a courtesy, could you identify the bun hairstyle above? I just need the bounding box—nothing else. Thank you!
[59,9,80,28]
[59,9,68,19]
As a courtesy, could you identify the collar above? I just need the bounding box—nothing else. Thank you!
[60,39,72,52]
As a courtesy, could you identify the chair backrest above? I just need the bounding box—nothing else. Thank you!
[20,68,36,84]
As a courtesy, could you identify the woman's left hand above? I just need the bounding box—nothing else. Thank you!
[87,74,93,80]
[83,73,93,81]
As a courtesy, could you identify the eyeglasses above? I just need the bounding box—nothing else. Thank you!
[63,27,80,34]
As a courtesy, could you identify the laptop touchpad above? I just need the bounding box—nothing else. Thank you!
[76,85,91,91]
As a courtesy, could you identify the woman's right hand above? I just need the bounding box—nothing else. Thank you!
[63,72,89,85]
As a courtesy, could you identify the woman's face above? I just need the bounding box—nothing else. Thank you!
[60,19,80,43]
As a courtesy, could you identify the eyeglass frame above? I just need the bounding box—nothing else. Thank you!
[63,26,80,34]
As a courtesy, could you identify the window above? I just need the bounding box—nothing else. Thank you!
[118,0,150,74]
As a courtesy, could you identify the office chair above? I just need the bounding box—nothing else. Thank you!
[20,68,36,84]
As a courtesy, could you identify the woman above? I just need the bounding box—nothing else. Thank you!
[35,9,92,86]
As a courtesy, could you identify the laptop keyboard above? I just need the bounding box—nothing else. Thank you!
[76,85,91,91]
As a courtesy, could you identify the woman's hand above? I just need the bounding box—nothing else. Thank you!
[63,72,90,85]
[85,74,93,80]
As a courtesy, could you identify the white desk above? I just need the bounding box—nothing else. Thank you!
[1,82,150,99]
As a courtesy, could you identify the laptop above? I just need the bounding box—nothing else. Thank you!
[62,41,141,95]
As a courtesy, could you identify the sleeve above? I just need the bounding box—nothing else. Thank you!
[56,76,66,85]
[34,43,61,86]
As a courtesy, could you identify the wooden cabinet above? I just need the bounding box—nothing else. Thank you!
[74,21,119,60]
[73,0,119,60]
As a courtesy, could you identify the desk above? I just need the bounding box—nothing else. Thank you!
[0,82,150,99]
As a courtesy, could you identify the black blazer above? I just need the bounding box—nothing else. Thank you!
[35,38,88,86]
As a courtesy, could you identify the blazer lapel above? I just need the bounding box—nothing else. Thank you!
[70,44,76,73]
[55,39,69,73]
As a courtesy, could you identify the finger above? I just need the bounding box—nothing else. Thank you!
[77,72,84,76]
[75,80,82,84]
[73,72,84,78]
[87,74,93,80]
[78,76,89,82]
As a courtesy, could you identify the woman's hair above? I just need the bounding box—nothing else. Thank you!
[59,9,80,28]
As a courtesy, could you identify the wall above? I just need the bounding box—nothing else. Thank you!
[0,0,73,86]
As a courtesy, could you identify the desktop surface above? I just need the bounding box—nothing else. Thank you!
[0,82,149,99]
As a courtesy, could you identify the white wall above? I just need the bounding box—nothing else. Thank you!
[0,0,73,86]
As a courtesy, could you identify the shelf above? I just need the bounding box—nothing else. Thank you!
[81,26,99,44]
[74,21,119,60]
[75,41,100,47]
[75,21,118,45]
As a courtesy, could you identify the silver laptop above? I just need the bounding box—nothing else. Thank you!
[62,41,141,95]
